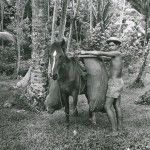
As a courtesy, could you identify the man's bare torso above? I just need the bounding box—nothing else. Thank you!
[110,55,122,78]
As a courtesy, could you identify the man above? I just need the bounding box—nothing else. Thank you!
[78,37,124,134]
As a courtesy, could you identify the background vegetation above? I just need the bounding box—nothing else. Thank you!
[1,0,150,149]
[0,0,149,77]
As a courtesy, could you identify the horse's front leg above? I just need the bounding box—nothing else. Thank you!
[72,90,79,117]
[64,94,70,127]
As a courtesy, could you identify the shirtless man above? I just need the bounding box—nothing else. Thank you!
[78,37,124,134]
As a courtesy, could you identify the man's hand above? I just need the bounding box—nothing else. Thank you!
[80,50,87,55]
[66,52,74,58]
[74,50,81,55]
[66,51,80,58]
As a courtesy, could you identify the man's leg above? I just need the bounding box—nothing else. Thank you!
[105,97,117,132]
[114,95,122,131]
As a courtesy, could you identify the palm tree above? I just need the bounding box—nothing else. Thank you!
[1,0,10,6]
[127,0,150,41]
[25,0,48,109]
[51,0,59,44]
[1,0,5,48]
[58,0,68,41]
[97,0,112,32]
[89,0,93,36]
[67,0,80,52]
[127,0,150,87]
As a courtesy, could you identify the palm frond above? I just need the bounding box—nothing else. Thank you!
[127,0,150,16]
[1,0,10,6]
[102,1,111,21]
[104,13,113,28]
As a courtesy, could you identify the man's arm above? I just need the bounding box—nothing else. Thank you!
[80,50,122,57]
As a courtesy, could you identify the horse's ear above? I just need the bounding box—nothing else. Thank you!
[60,38,67,52]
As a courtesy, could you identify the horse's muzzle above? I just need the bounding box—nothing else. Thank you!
[50,73,58,80]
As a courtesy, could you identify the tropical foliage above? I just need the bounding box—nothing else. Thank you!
[0,0,149,85]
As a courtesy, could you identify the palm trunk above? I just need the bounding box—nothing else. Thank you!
[15,0,30,78]
[119,0,126,36]
[58,0,68,41]
[48,0,59,77]
[48,0,50,20]
[26,0,48,109]
[15,0,22,77]
[75,20,79,43]
[89,0,93,36]
[51,0,59,44]
[67,0,80,52]
[16,36,21,76]
[97,0,101,23]
[131,17,149,88]
[1,1,4,49]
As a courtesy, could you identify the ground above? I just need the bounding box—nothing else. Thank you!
[1,77,150,150]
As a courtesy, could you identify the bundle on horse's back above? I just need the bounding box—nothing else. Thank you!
[84,58,108,112]
[45,80,62,114]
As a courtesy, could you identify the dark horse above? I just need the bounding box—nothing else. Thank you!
[49,40,87,125]
[48,40,108,126]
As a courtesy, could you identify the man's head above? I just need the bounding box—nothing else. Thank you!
[106,37,121,51]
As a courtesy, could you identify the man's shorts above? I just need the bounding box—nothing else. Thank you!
[106,78,124,98]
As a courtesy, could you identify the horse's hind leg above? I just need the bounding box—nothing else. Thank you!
[85,93,96,125]
[85,93,92,119]
[72,90,79,117]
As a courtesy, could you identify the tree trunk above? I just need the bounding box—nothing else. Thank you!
[131,18,150,88]
[1,1,4,49]
[48,0,50,20]
[119,0,126,36]
[26,0,48,109]
[48,0,59,77]
[15,0,22,77]
[97,0,105,32]
[97,0,101,23]
[66,0,80,52]
[75,20,79,43]
[58,0,68,41]
[15,0,27,77]
[89,0,93,36]
[51,0,59,44]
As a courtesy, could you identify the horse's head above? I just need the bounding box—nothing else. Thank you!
[49,39,66,80]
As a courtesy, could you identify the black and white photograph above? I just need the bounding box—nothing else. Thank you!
[0,0,150,149]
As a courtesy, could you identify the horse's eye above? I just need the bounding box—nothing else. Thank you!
[59,55,63,59]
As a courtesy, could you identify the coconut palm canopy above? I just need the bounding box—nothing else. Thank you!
[1,0,10,6]
[0,32,16,43]
[127,0,150,17]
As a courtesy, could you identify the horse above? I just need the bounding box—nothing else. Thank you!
[48,40,108,126]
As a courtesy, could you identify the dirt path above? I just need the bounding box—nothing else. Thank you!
[1,81,150,150]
